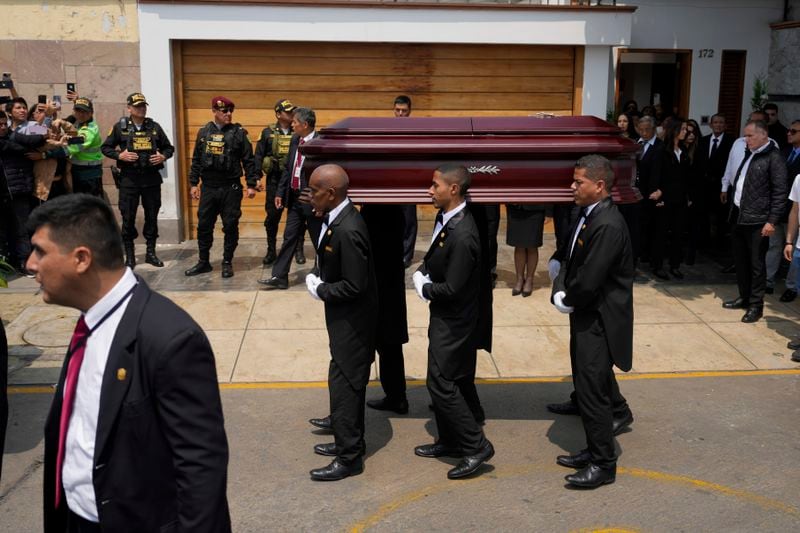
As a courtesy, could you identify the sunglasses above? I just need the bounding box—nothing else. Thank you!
[789,129,800,135]
[217,108,233,114]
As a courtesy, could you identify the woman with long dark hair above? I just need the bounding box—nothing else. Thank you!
[617,113,639,140]
[683,119,706,265]
[650,118,690,280]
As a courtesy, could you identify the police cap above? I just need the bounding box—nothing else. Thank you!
[74,97,93,112]
[274,99,296,114]
[127,92,148,106]
[211,96,235,111]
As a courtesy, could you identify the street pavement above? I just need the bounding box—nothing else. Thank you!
[2,226,800,531]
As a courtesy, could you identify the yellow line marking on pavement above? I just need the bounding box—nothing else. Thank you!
[570,529,640,533]
[8,368,800,394]
[348,464,799,532]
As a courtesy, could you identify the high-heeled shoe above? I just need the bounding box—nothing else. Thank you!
[521,277,534,297]
[512,278,524,296]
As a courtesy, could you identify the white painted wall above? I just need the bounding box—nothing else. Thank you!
[138,4,633,235]
[618,0,784,134]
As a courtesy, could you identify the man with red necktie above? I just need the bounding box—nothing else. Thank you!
[27,194,231,533]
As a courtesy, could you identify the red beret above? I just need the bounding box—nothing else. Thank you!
[211,96,235,110]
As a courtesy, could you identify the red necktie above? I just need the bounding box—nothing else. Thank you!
[55,316,89,508]
[291,138,306,191]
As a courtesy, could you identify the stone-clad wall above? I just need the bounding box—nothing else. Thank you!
[769,25,800,129]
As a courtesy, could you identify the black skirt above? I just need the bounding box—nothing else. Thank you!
[506,204,546,248]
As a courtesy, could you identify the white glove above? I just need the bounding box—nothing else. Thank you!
[412,271,431,302]
[553,291,574,314]
[305,273,322,301]
[548,259,561,281]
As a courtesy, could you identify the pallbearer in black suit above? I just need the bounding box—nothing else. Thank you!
[551,155,634,489]
[413,164,494,480]
[304,164,378,481]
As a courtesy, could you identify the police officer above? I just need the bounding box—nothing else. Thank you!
[185,96,259,278]
[101,92,174,269]
[254,98,297,266]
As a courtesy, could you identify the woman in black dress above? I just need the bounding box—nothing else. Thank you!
[506,204,546,296]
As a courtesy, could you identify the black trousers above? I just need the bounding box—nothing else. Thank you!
[650,203,687,270]
[263,175,283,252]
[731,216,769,308]
[552,203,574,253]
[569,312,620,468]
[376,341,407,400]
[484,204,500,273]
[0,194,32,264]
[0,320,8,483]
[427,356,487,455]
[401,204,417,264]
[196,183,243,262]
[71,165,103,198]
[118,185,161,244]
[271,193,321,279]
[328,359,366,465]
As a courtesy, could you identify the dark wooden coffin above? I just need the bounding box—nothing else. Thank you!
[301,116,641,204]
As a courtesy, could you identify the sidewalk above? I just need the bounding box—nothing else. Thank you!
[3,226,799,386]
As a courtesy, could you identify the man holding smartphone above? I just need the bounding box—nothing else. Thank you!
[102,93,174,269]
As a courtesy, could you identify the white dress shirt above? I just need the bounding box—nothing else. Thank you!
[431,200,467,244]
[638,136,656,158]
[317,197,350,249]
[62,268,137,522]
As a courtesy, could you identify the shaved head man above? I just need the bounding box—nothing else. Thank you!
[304,164,379,481]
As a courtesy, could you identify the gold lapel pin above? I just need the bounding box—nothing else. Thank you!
[439,242,444,247]
[117,368,127,381]
[440,231,446,238]
[327,229,332,236]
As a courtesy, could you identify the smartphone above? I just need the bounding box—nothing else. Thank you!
[66,83,76,93]
[67,136,85,145]
[53,95,62,108]
[38,94,47,105]
[0,74,12,90]
[2,73,10,81]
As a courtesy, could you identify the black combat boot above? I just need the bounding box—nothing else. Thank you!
[262,246,277,266]
[145,241,164,267]
[124,242,136,269]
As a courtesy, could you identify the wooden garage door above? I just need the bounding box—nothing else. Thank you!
[175,40,583,239]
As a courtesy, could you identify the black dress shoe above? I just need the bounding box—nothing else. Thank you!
[221,261,234,278]
[741,306,763,323]
[366,397,409,414]
[185,261,212,276]
[262,249,277,266]
[314,442,337,457]
[309,416,332,430]
[722,297,748,309]
[565,464,616,488]
[612,411,634,436]
[295,249,306,265]
[780,289,797,302]
[669,268,684,280]
[414,443,463,458]
[720,264,736,274]
[787,338,800,350]
[447,441,494,479]
[258,276,288,289]
[309,458,363,481]
[765,286,775,295]
[652,268,670,280]
[556,449,592,469]
[144,251,164,267]
[546,401,580,416]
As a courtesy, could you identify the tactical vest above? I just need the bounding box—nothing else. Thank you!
[262,123,293,176]
[201,123,243,173]
[121,118,159,169]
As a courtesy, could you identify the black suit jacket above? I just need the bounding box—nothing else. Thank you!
[43,279,231,533]
[419,207,481,380]
[360,204,409,346]
[780,146,800,222]
[636,137,664,196]
[552,198,634,371]
[317,202,379,389]
[697,133,735,192]
[276,131,317,204]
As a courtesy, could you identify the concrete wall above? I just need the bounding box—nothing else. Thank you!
[617,0,784,134]
[769,25,800,127]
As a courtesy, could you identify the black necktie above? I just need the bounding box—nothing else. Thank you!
[789,150,799,165]
[580,207,589,220]
[435,211,443,227]
[323,213,330,226]
[710,137,719,159]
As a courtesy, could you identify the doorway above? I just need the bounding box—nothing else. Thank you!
[615,49,692,119]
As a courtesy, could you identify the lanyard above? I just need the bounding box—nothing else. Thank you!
[66,284,138,359]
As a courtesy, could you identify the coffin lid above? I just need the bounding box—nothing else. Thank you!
[319,116,620,136]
